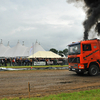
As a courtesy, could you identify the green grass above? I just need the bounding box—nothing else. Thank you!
[1,89,100,100]
[1,65,68,68]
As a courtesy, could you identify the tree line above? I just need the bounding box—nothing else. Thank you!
[49,48,68,57]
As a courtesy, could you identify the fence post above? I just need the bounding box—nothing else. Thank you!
[28,82,30,98]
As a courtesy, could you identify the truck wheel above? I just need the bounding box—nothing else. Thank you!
[89,65,99,76]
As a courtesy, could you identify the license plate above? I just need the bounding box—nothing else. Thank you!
[72,68,75,71]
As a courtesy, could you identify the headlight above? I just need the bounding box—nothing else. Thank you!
[69,65,71,68]
[79,66,81,68]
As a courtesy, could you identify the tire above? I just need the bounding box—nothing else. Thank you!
[89,65,99,76]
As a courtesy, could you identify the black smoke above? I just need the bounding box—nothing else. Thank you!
[67,0,100,40]
[95,23,100,34]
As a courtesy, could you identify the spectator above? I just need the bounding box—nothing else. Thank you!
[54,58,57,65]
[4,58,7,66]
[30,59,32,66]
[16,58,19,66]
[12,58,15,66]
[9,58,12,66]
[1,59,4,66]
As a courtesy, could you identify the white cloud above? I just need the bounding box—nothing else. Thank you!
[10,27,36,35]
[0,0,86,50]
[0,6,7,11]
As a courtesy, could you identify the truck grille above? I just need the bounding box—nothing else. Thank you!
[68,57,80,63]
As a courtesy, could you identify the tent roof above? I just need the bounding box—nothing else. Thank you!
[33,42,45,54]
[0,43,7,57]
[4,42,28,57]
[28,41,45,56]
[28,51,62,58]
[0,41,46,58]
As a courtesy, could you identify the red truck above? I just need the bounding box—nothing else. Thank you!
[68,38,100,76]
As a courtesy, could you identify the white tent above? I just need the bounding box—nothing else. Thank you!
[4,41,28,58]
[0,40,11,58]
[3,42,11,57]
[0,43,7,57]
[28,51,62,58]
[32,41,45,54]
[0,40,46,58]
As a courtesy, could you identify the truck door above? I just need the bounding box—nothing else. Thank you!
[92,43,99,60]
[82,44,93,61]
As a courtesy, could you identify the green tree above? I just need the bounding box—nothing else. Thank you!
[49,48,58,54]
[63,48,68,56]
[58,50,63,56]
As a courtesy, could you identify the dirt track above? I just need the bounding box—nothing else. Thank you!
[0,69,100,99]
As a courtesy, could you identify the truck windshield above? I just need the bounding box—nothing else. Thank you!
[68,43,80,55]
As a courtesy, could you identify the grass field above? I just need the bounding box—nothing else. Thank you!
[1,89,100,100]
[2,65,68,68]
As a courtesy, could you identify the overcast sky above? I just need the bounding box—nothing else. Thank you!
[0,0,86,51]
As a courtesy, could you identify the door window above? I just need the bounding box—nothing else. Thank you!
[83,44,91,51]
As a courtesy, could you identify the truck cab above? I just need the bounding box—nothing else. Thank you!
[68,38,100,76]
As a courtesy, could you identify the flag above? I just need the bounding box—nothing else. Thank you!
[29,45,33,55]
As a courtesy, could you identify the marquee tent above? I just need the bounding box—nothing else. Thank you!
[30,41,45,55]
[4,42,29,58]
[28,51,62,58]
[24,41,45,57]
[0,41,11,58]
[0,43,8,57]
[3,42,11,57]
[0,40,45,58]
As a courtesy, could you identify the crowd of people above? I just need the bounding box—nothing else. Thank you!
[0,58,32,66]
[0,57,68,66]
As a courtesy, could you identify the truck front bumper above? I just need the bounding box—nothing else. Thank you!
[69,68,86,72]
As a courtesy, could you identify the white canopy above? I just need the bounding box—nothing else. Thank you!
[4,42,28,57]
[28,51,62,58]
[0,40,45,58]
[0,43,7,57]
